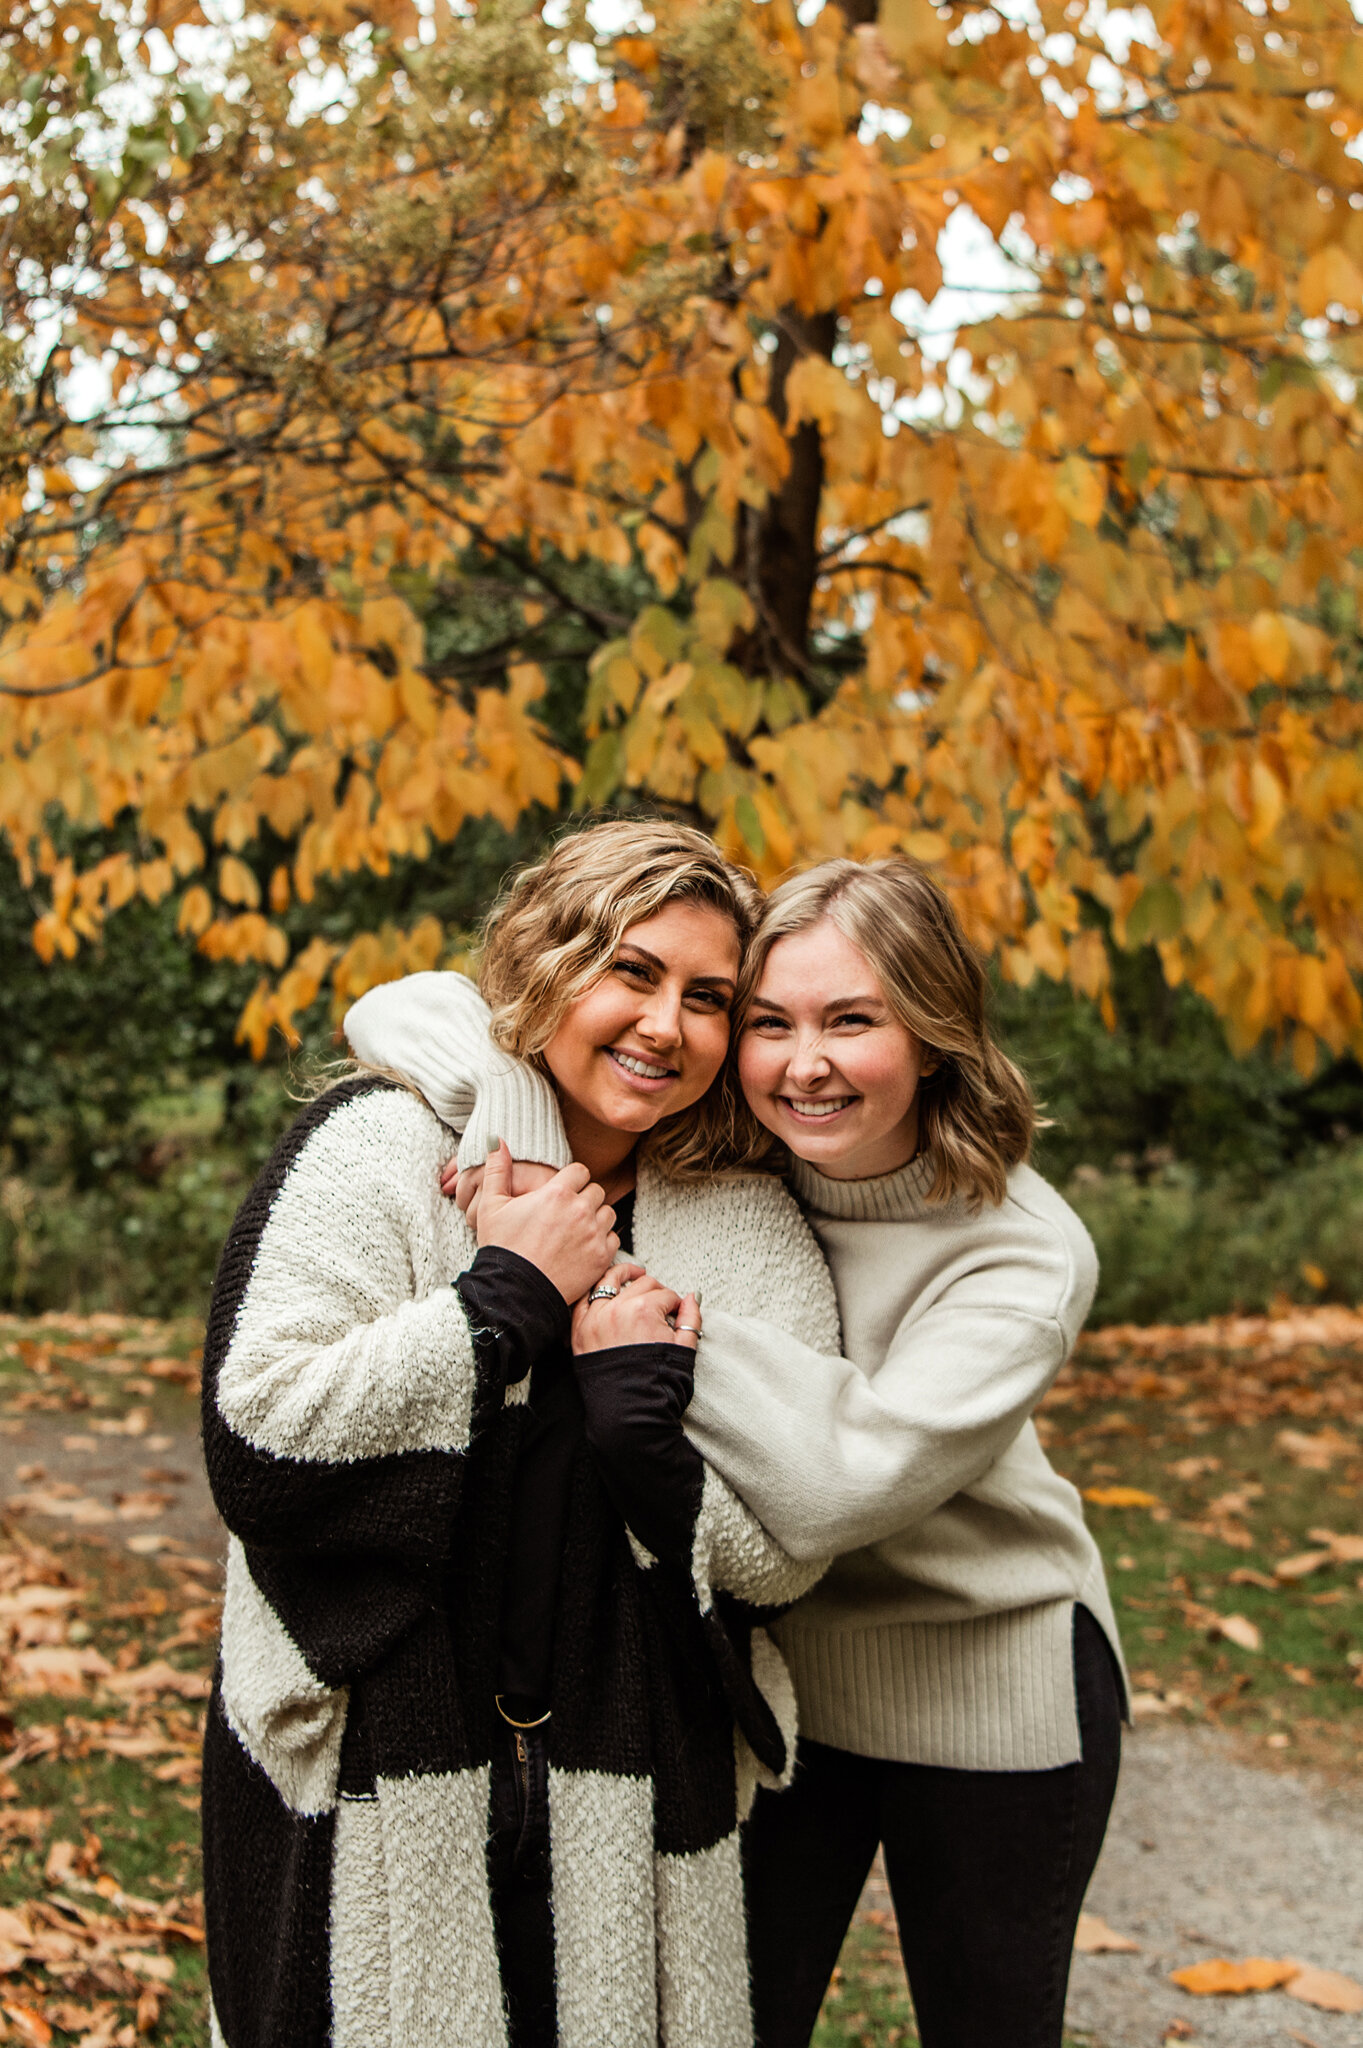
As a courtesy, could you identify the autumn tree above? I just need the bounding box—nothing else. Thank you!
[5,0,1363,1072]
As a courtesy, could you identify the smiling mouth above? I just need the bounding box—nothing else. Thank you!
[606,1046,679,1084]
[781,1096,857,1120]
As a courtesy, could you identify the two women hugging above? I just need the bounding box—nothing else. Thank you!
[200,818,1128,2048]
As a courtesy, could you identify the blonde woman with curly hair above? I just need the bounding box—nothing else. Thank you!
[354,849,1128,2048]
[201,819,839,2048]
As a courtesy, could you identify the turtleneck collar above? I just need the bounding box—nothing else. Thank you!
[787,1147,938,1222]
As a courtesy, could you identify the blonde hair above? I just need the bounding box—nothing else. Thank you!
[737,857,1037,1209]
[476,816,765,1183]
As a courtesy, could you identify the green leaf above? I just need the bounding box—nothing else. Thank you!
[574,730,624,807]
[735,794,765,857]
[1127,881,1182,945]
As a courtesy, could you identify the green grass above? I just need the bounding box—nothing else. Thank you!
[1042,1328,1363,1762]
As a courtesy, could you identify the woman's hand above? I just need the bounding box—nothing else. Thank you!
[443,1154,555,1231]
[573,1266,703,1355]
[475,1141,618,1304]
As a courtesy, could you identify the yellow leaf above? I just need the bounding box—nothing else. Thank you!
[1298,244,1363,318]
[1248,610,1291,681]
[219,856,260,909]
[178,886,213,936]
[1083,1486,1159,1509]
[1055,457,1106,527]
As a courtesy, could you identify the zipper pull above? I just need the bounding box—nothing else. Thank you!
[515,1730,527,1766]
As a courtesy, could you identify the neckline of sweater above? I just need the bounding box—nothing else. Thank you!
[786,1148,938,1221]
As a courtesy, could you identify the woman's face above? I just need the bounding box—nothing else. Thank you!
[738,917,927,1181]
[542,900,740,1143]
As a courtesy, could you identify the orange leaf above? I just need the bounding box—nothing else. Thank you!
[1170,1958,1299,1996]
[1083,1486,1159,1509]
[2,2005,53,2046]
[1284,1963,1363,2014]
[1074,1913,1140,1954]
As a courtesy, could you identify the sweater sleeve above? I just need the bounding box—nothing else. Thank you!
[343,969,571,1172]
[684,1249,1097,1565]
[575,1342,702,1567]
[202,1082,564,1692]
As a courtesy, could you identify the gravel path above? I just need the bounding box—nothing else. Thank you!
[1067,1724,1363,2047]
[851,1723,1363,2047]
[0,1410,222,1559]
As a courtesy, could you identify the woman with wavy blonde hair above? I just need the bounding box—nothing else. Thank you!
[201,817,840,2048]
[355,846,1128,2048]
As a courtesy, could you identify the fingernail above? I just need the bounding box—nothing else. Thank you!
[694,1288,703,1308]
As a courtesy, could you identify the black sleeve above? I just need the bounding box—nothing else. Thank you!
[454,1245,572,1423]
[574,1343,704,1568]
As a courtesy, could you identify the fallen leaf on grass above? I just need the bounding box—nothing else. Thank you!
[1074,1913,1140,1953]
[1167,1456,1221,1481]
[1227,1568,1277,1589]
[1216,1613,1261,1652]
[10,1647,114,1696]
[1171,1957,1299,1995]
[1284,1664,1316,1686]
[1180,1603,1261,1651]
[102,1659,210,1701]
[1307,1527,1363,1564]
[114,1950,174,1984]
[1284,1963,1363,2013]
[1275,1551,1334,1582]
[1084,1486,1160,1509]
[1276,1428,1354,1470]
[2,2003,52,2045]
[0,1588,81,1619]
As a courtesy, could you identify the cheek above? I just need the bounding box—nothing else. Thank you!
[685,1011,732,1087]
[737,1033,778,1092]
[847,1041,919,1116]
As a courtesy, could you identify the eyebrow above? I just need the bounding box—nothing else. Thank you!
[618,944,736,993]
[749,992,886,1015]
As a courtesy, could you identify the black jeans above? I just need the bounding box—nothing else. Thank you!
[487,1721,556,2048]
[743,1606,1123,2048]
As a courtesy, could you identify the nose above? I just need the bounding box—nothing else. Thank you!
[638,983,684,1049]
[786,1029,832,1090]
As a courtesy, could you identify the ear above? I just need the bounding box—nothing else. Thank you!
[918,1047,944,1078]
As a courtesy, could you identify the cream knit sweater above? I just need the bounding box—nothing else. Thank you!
[346,973,1128,1773]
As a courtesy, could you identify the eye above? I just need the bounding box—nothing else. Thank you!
[833,1011,876,1029]
[615,958,652,982]
[746,1012,787,1032]
[685,987,729,1011]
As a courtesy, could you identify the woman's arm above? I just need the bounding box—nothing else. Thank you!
[344,970,570,1171]
[685,1222,1098,1563]
[573,1276,826,1609]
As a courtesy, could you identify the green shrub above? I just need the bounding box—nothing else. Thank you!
[1071,1145,1363,1325]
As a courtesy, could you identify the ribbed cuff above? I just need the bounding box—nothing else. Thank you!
[457,1062,571,1172]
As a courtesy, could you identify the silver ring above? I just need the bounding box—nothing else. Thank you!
[673,1322,702,1337]
[587,1284,619,1304]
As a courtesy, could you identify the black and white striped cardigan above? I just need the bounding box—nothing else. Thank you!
[201,1076,841,2048]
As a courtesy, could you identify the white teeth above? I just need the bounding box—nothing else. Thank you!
[786,1098,852,1118]
[611,1049,672,1080]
